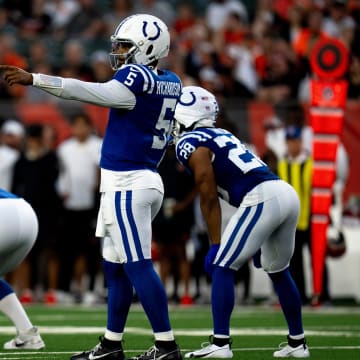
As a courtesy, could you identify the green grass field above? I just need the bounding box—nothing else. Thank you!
[0,303,359,360]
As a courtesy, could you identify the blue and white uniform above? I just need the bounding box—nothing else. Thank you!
[176,127,300,273]
[0,189,38,276]
[33,64,181,264]
[101,64,180,172]
[97,65,181,263]
[31,13,181,352]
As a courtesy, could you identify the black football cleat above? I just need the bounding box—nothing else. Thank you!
[70,336,125,360]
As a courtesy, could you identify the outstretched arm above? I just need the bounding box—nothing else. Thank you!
[0,65,135,109]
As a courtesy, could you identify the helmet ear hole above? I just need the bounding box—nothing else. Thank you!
[146,45,153,55]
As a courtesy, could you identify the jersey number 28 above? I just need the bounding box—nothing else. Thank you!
[214,134,266,173]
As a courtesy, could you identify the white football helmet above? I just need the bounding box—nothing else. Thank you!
[109,14,170,69]
[174,86,219,137]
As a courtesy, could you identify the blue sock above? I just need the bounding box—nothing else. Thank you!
[269,268,304,336]
[103,260,133,333]
[211,266,235,336]
[124,259,171,333]
[0,279,14,300]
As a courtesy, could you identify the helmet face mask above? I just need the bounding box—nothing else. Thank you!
[110,14,170,70]
[109,40,138,68]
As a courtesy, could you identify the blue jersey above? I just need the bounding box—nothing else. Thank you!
[176,128,279,207]
[0,188,18,199]
[100,64,182,171]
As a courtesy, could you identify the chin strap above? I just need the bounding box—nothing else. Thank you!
[193,120,215,129]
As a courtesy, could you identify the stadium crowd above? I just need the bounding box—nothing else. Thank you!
[0,0,359,305]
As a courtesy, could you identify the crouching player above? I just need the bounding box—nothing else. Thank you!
[173,86,310,358]
[0,188,45,349]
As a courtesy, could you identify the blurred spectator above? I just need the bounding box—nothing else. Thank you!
[0,119,24,191]
[173,2,196,36]
[57,39,94,81]
[134,0,176,26]
[198,67,224,98]
[153,145,196,305]
[11,124,62,303]
[322,0,356,40]
[257,42,301,104]
[65,0,106,40]
[42,123,58,152]
[251,0,289,41]
[263,114,285,162]
[210,8,260,98]
[0,6,16,33]
[103,0,134,37]
[16,0,52,41]
[264,101,312,159]
[43,0,80,37]
[205,0,248,33]
[2,1,33,27]
[184,34,213,77]
[90,50,114,82]
[56,113,102,303]
[1,119,25,151]
[27,39,54,72]
[287,5,306,45]
[226,33,259,97]
[348,0,360,24]
[293,7,329,63]
[0,33,28,99]
[213,10,248,49]
[347,50,360,99]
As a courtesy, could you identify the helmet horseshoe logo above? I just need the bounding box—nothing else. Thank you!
[142,21,161,41]
[179,91,196,106]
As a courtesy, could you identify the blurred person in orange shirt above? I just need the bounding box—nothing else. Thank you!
[173,3,196,36]
[293,7,329,60]
[0,33,28,99]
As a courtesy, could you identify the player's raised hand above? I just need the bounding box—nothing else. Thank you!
[0,65,33,86]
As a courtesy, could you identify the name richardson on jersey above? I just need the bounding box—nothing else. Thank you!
[156,81,181,97]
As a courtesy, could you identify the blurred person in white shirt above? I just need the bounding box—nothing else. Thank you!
[0,119,24,190]
[56,112,102,302]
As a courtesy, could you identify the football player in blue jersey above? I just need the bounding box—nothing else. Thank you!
[0,188,45,350]
[173,86,310,359]
[0,14,182,360]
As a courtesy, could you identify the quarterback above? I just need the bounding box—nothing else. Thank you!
[173,86,310,358]
[1,14,182,360]
[0,188,44,350]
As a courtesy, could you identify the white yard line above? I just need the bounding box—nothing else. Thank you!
[0,326,359,337]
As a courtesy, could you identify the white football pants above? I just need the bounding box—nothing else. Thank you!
[0,198,38,276]
[97,188,163,263]
[215,180,300,273]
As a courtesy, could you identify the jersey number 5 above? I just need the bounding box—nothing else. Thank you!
[152,98,178,150]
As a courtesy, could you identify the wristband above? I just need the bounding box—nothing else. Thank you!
[32,73,63,88]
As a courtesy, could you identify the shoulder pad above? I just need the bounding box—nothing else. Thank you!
[113,64,155,94]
